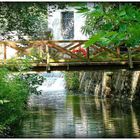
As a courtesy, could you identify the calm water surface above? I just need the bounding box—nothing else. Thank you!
[13,72,140,138]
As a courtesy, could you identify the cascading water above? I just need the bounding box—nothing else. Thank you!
[28,71,66,108]
[38,71,66,92]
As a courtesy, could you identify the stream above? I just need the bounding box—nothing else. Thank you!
[11,72,140,138]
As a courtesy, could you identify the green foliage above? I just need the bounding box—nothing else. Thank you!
[0,68,44,136]
[68,2,87,8]
[65,72,80,90]
[0,2,48,41]
[0,68,27,135]
[21,73,44,95]
[81,3,140,48]
[0,3,48,35]
[5,57,33,71]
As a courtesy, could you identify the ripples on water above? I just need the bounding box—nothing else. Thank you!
[13,72,140,138]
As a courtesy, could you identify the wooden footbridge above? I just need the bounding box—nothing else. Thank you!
[0,40,140,71]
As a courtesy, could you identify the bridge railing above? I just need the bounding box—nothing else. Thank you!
[0,40,88,63]
[0,40,140,69]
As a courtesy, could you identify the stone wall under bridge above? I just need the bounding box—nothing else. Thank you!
[79,70,140,103]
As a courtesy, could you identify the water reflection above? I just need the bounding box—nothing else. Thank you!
[12,72,140,138]
[13,92,140,138]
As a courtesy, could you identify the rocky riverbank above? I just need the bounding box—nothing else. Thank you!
[79,70,140,103]
[65,70,140,103]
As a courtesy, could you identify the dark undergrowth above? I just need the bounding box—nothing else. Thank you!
[65,71,80,91]
[0,68,44,137]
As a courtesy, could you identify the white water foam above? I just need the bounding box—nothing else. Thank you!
[29,71,66,108]
[37,71,66,92]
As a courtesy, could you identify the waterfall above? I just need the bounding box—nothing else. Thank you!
[37,71,66,92]
[29,71,66,108]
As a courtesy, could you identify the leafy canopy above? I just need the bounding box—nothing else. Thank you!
[79,3,140,48]
[0,3,48,32]
[0,2,48,40]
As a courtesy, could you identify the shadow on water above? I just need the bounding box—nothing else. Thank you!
[11,72,140,138]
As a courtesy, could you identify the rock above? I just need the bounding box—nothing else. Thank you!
[78,70,140,102]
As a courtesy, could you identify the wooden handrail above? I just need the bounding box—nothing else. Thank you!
[0,40,139,66]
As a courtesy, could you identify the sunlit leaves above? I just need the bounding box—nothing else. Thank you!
[85,32,104,47]
[76,6,89,13]
[0,2,48,37]
[84,31,125,48]
[81,3,140,48]
[127,24,140,46]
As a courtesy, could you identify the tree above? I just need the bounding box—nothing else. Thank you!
[0,2,48,40]
[79,3,140,48]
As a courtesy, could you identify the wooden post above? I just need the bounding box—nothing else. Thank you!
[67,63,69,71]
[116,47,120,58]
[128,47,133,69]
[39,46,43,63]
[46,44,51,72]
[4,45,7,64]
[86,47,90,60]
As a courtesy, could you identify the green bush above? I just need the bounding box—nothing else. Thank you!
[65,72,80,91]
[0,68,44,136]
